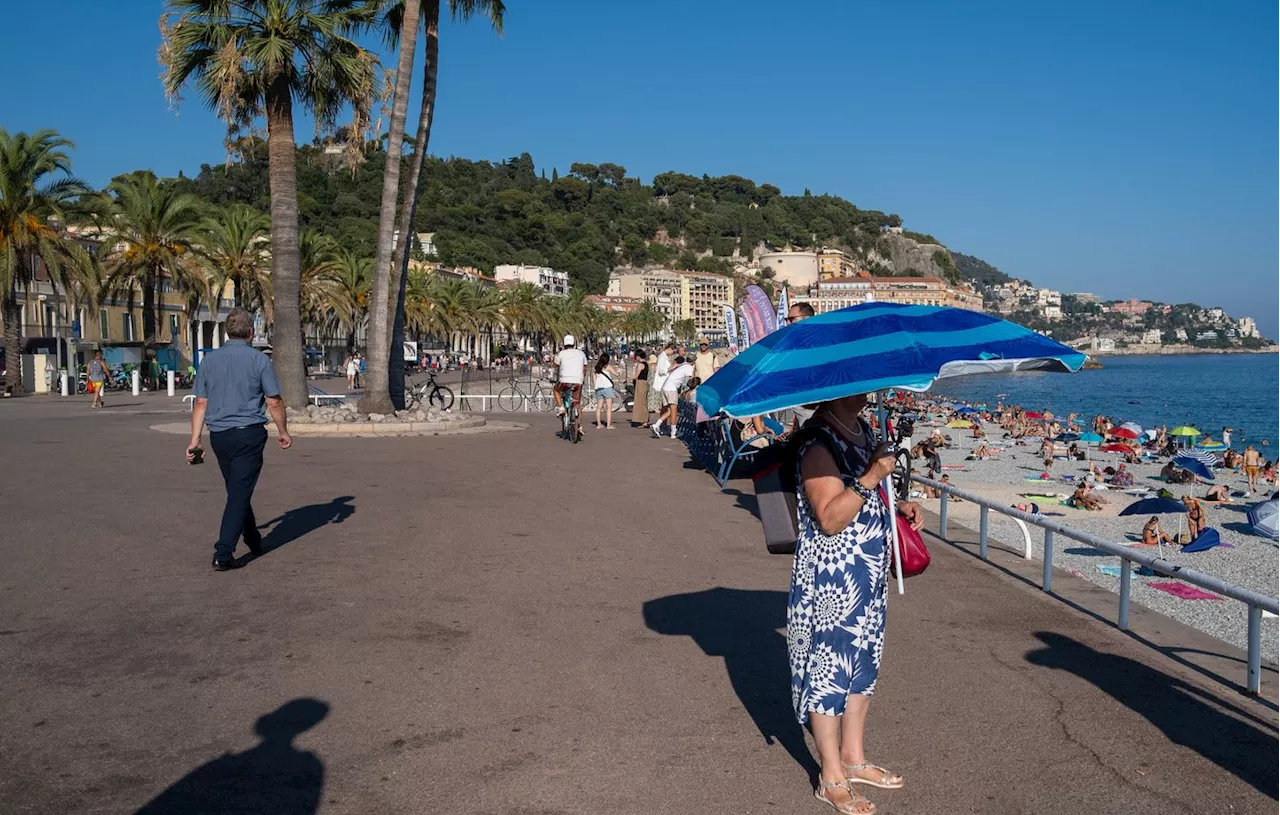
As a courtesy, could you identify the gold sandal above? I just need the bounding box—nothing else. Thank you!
[814,778,875,814]
[842,762,904,790]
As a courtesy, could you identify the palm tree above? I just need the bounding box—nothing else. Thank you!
[673,317,697,345]
[326,247,371,352]
[0,129,92,394]
[500,282,548,353]
[162,0,381,407]
[362,0,422,413]
[402,269,450,341]
[381,0,505,409]
[96,171,203,349]
[196,203,271,312]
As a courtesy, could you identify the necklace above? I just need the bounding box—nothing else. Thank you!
[826,410,865,445]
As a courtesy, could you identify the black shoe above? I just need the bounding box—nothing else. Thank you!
[212,558,243,571]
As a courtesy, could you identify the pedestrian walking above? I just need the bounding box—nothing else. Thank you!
[593,352,619,430]
[346,352,358,390]
[87,350,108,409]
[630,348,650,428]
[790,393,923,813]
[186,308,292,571]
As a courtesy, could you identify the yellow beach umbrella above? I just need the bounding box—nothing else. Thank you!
[946,419,974,429]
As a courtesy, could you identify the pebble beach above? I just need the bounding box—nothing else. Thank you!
[909,407,1279,661]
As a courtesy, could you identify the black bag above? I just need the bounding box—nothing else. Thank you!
[752,423,847,554]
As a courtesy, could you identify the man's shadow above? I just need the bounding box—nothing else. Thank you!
[134,698,329,814]
[256,496,355,554]
[1025,632,1277,798]
[643,588,819,783]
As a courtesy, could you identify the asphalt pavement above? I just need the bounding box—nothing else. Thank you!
[0,394,1275,814]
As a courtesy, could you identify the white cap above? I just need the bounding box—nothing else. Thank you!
[563,334,576,346]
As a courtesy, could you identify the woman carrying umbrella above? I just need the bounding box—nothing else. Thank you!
[789,392,924,814]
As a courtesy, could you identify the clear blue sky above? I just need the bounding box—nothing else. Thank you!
[3,0,1276,335]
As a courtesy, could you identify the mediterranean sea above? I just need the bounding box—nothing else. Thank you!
[936,354,1279,450]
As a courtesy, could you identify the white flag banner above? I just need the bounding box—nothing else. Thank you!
[723,304,738,352]
[775,287,789,331]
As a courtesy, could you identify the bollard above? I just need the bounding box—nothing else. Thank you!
[1042,529,1054,592]
[167,369,175,396]
[60,371,68,396]
[131,369,140,396]
[938,492,948,539]
[1118,559,1131,630]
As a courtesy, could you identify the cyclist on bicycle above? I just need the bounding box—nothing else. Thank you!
[552,334,587,429]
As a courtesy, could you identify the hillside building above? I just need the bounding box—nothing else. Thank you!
[494,264,569,297]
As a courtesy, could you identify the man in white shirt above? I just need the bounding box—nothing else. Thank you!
[653,356,692,438]
[552,334,588,433]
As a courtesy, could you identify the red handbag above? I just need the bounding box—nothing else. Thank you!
[880,486,930,578]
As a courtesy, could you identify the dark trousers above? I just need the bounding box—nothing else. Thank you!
[209,425,267,561]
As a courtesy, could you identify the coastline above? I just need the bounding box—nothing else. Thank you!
[1091,344,1278,357]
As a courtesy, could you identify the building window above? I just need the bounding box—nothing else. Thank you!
[123,313,135,342]
[99,309,110,340]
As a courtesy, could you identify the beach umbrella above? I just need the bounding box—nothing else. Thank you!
[1181,527,1222,553]
[1109,427,1140,440]
[1119,497,1187,516]
[1100,443,1133,453]
[1179,449,1218,466]
[1172,456,1214,481]
[696,302,1086,595]
[1079,432,1104,443]
[955,406,979,415]
[1246,499,1278,540]
[1024,411,1044,419]
[1120,497,1188,556]
[1054,433,1080,442]
[1119,421,1144,436]
[1170,426,1200,437]
[1196,441,1228,451]
[946,419,975,429]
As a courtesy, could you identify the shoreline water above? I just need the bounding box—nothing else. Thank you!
[1092,345,1278,357]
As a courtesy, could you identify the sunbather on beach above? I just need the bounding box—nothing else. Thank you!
[1142,516,1176,546]
[1108,463,1134,488]
[1202,485,1232,503]
[1160,461,1194,485]
[1182,496,1206,540]
[971,441,994,460]
[1071,483,1107,511]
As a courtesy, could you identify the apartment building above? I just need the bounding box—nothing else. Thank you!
[493,264,569,296]
[610,269,735,338]
[809,276,874,313]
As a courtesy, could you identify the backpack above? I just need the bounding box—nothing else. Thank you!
[752,422,849,555]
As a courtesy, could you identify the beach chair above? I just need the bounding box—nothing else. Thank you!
[715,415,784,487]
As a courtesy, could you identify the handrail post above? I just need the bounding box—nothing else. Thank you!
[939,492,948,539]
[1118,558,1131,630]
[1247,605,1262,694]
[978,505,989,561]
[1042,529,1054,592]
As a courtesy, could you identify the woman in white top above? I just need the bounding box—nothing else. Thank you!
[593,353,619,429]
[346,353,358,389]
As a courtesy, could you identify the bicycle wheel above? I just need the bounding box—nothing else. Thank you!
[893,449,913,501]
[429,385,454,411]
[560,406,570,438]
[570,407,581,443]
[496,387,522,412]
[533,388,554,412]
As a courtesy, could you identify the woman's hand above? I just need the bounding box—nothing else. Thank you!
[863,441,897,483]
[897,500,925,531]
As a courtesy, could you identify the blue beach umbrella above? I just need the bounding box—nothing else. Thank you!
[1172,455,1214,482]
[697,303,1086,595]
[1119,497,1188,555]
[1179,449,1218,466]
[1246,499,1278,540]
[1055,432,1080,442]
[1079,432,1104,443]
[696,303,1087,419]
[956,406,979,415]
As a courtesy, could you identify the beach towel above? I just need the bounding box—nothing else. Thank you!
[1146,582,1221,601]
[1097,564,1157,577]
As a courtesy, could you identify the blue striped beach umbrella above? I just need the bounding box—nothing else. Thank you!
[696,303,1088,419]
[1179,449,1219,466]
[697,303,1086,595]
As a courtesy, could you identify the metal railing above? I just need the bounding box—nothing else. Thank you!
[913,473,1278,695]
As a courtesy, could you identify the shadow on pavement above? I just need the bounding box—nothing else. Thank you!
[258,496,355,553]
[1024,632,1278,799]
[133,698,329,814]
[643,588,819,784]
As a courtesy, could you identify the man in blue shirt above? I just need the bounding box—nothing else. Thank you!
[187,308,293,570]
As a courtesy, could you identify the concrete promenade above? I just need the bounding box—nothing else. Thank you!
[0,394,1275,814]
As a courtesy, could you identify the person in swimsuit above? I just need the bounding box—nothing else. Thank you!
[1243,445,1262,495]
[1203,485,1232,503]
[1142,516,1176,546]
[1182,496,1206,540]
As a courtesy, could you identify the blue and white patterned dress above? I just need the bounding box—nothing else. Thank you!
[787,422,890,724]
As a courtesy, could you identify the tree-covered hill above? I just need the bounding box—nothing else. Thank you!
[167,141,971,293]
[952,252,1012,288]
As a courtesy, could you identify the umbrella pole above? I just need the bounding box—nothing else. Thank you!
[878,391,906,596]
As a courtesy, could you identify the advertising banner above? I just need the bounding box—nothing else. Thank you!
[776,287,790,329]
[741,284,777,342]
[723,304,739,352]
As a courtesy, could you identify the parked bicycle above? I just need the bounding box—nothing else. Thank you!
[407,370,454,411]
[496,375,553,412]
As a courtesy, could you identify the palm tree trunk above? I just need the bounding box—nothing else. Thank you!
[361,0,421,414]
[264,76,308,408]
[3,291,22,394]
[388,3,440,410]
[143,272,158,348]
